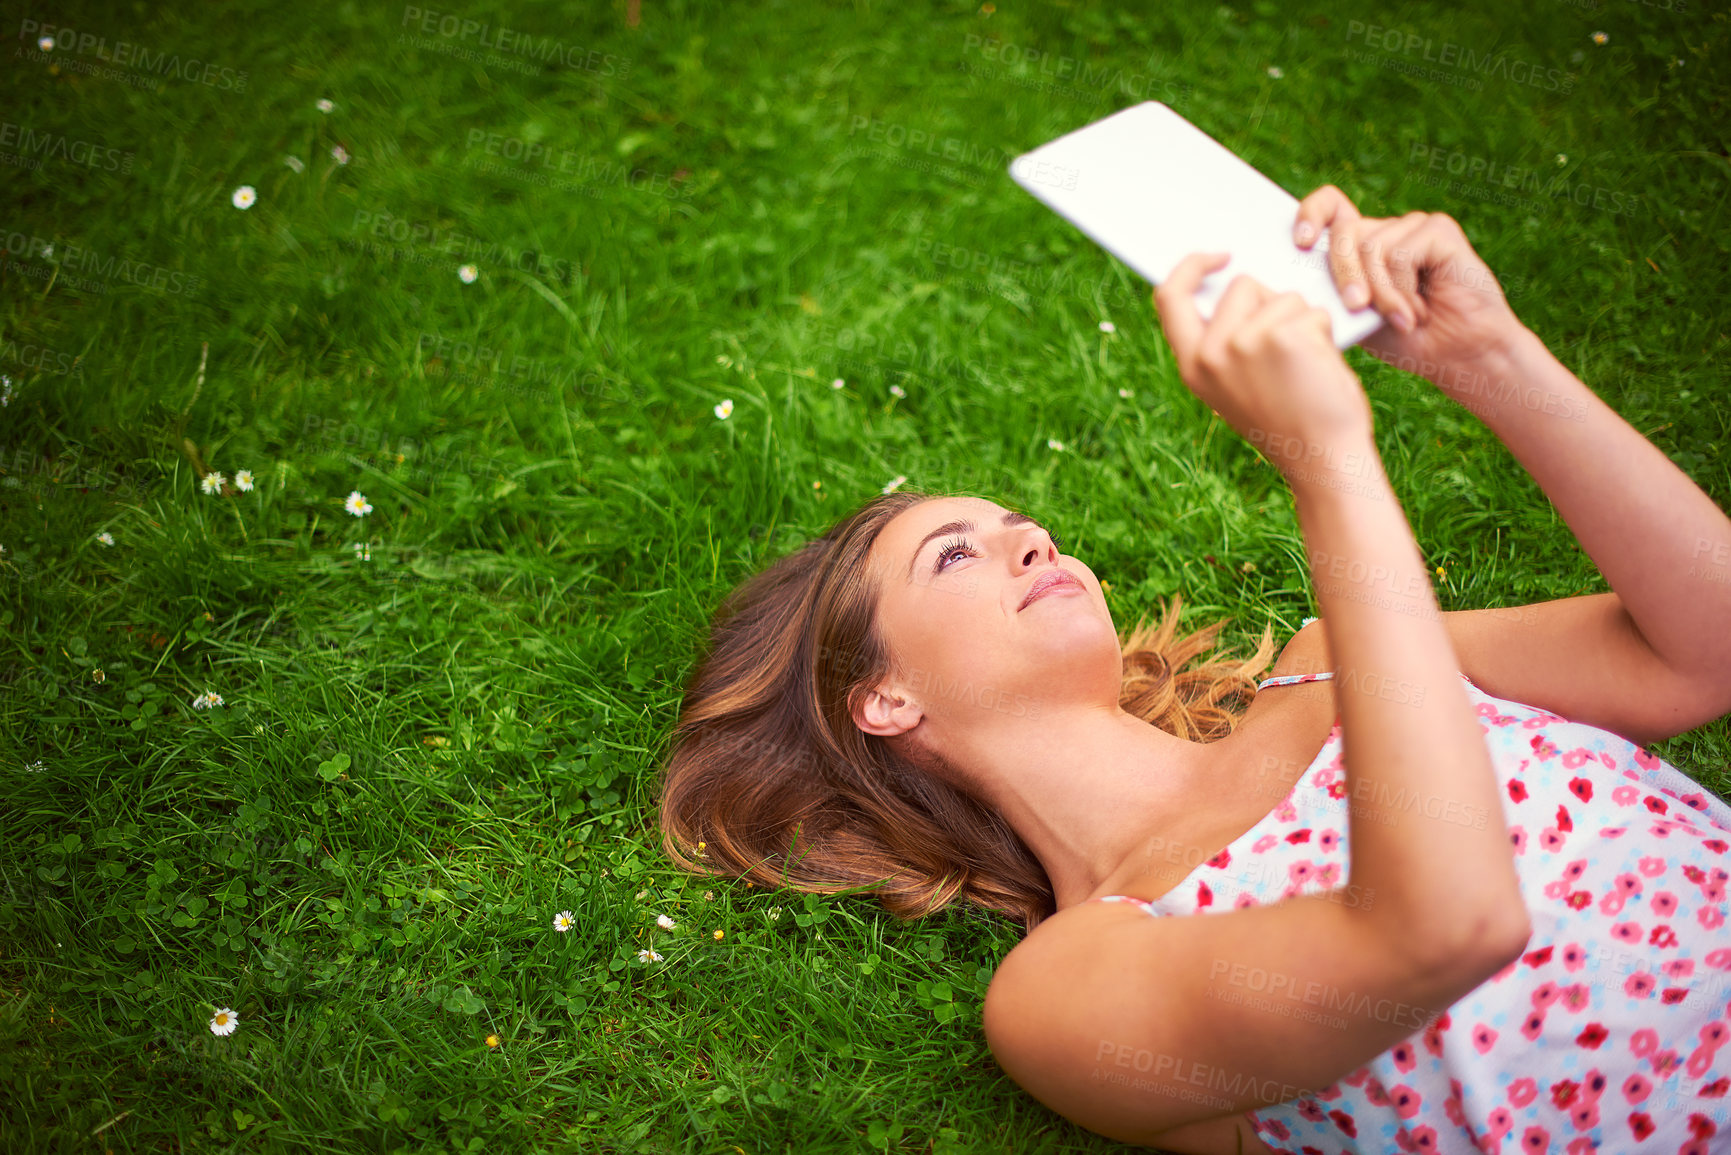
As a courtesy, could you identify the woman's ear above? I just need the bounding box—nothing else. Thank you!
[850,683,923,738]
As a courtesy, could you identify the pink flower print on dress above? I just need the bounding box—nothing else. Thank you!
[1650,1049,1684,1078]
[1705,947,1731,969]
[1701,905,1726,929]
[1561,942,1587,972]
[1568,1098,1599,1130]
[1610,921,1643,943]
[1558,983,1591,1013]
[1649,924,1678,948]
[1315,861,1340,887]
[1567,774,1592,801]
[1662,957,1697,980]
[1598,891,1626,915]
[1507,1077,1538,1107]
[1288,860,1315,886]
[1486,1107,1514,1139]
[1233,892,1256,909]
[1651,891,1679,917]
[1634,748,1661,771]
[1612,785,1640,806]
[1638,855,1667,877]
[1318,827,1340,853]
[1625,971,1657,998]
[1472,1023,1499,1054]
[1508,779,1530,803]
[1530,734,1560,760]
[1532,981,1560,1009]
[1541,827,1567,853]
[1390,1041,1417,1073]
[1519,1124,1552,1153]
[1364,1076,1390,1106]
[1520,1008,1546,1041]
[1389,1085,1422,1119]
[1509,825,1527,855]
[1629,1028,1660,1058]
[1576,1023,1608,1048]
[1252,834,1277,853]
[1562,749,1592,769]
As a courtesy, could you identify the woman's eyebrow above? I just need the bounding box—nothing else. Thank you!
[906,510,1039,580]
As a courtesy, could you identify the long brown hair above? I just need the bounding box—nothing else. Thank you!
[653,490,1279,935]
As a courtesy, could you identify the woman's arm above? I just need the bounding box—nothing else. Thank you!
[1436,328,1731,691]
[1294,185,1731,696]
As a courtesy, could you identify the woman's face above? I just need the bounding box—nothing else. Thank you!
[863,496,1124,731]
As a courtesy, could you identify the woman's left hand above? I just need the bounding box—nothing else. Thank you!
[1293,185,1530,393]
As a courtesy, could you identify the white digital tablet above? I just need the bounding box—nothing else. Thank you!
[1009,102,1387,350]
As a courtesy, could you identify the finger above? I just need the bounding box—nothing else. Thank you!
[1198,273,1276,364]
[1231,290,1314,349]
[1357,214,1430,333]
[1154,251,1232,364]
[1378,214,1480,327]
[1293,184,1362,250]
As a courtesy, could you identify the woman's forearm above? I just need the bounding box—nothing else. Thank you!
[1435,324,1731,685]
[1288,445,1529,960]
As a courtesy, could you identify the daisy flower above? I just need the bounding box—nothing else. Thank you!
[191,690,225,710]
[1118,388,1132,398]
[92,669,106,683]
[231,186,256,210]
[96,532,114,546]
[209,1008,238,1036]
[1591,31,1607,45]
[343,490,372,517]
[233,470,255,492]
[1267,65,1283,78]
[284,155,305,174]
[1556,154,1568,166]
[882,474,907,494]
[331,144,350,165]
[38,35,53,51]
[656,914,677,930]
[201,471,226,495]
[351,542,371,561]
[636,948,663,963]
[1099,320,1115,333]
[458,264,478,284]
[1047,438,1065,451]
[889,384,906,398]
[831,378,845,389]
[1,375,12,405]
[316,98,335,113]
[714,398,734,420]
[552,910,574,932]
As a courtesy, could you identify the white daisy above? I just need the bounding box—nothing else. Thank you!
[882,474,907,494]
[1099,320,1115,333]
[636,948,663,963]
[316,98,335,113]
[96,532,114,546]
[1591,31,1608,45]
[26,760,45,773]
[1047,438,1065,451]
[284,155,305,174]
[209,1008,238,1036]
[191,690,225,710]
[714,398,734,420]
[458,264,478,284]
[1267,65,1283,78]
[331,144,350,165]
[831,378,845,389]
[889,384,906,398]
[768,906,781,921]
[1118,388,1131,398]
[231,186,256,210]
[351,542,372,561]
[552,910,574,933]
[201,471,226,495]
[343,490,372,517]
[656,913,676,930]
[2,376,14,406]
[1555,154,1568,166]
[38,35,53,51]
[233,470,255,492]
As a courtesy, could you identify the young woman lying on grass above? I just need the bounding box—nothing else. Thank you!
[655,185,1731,1155]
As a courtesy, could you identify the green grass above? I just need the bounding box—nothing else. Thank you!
[1,0,1727,1151]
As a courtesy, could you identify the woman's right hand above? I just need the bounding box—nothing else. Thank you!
[1154,252,1376,477]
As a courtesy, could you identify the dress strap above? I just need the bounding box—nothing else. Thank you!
[1092,894,1164,917]
[1256,670,1481,691]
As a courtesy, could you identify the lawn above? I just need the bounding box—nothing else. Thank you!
[1,0,1727,1151]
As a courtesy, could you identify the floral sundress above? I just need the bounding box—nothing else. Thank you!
[1094,661,1731,1154]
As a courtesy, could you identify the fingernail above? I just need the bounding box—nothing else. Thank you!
[1294,222,1314,246]
[1391,310,1412,333]
[1345,283,1369,309]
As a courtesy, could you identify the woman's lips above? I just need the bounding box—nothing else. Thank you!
[1019,571,1083,610]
